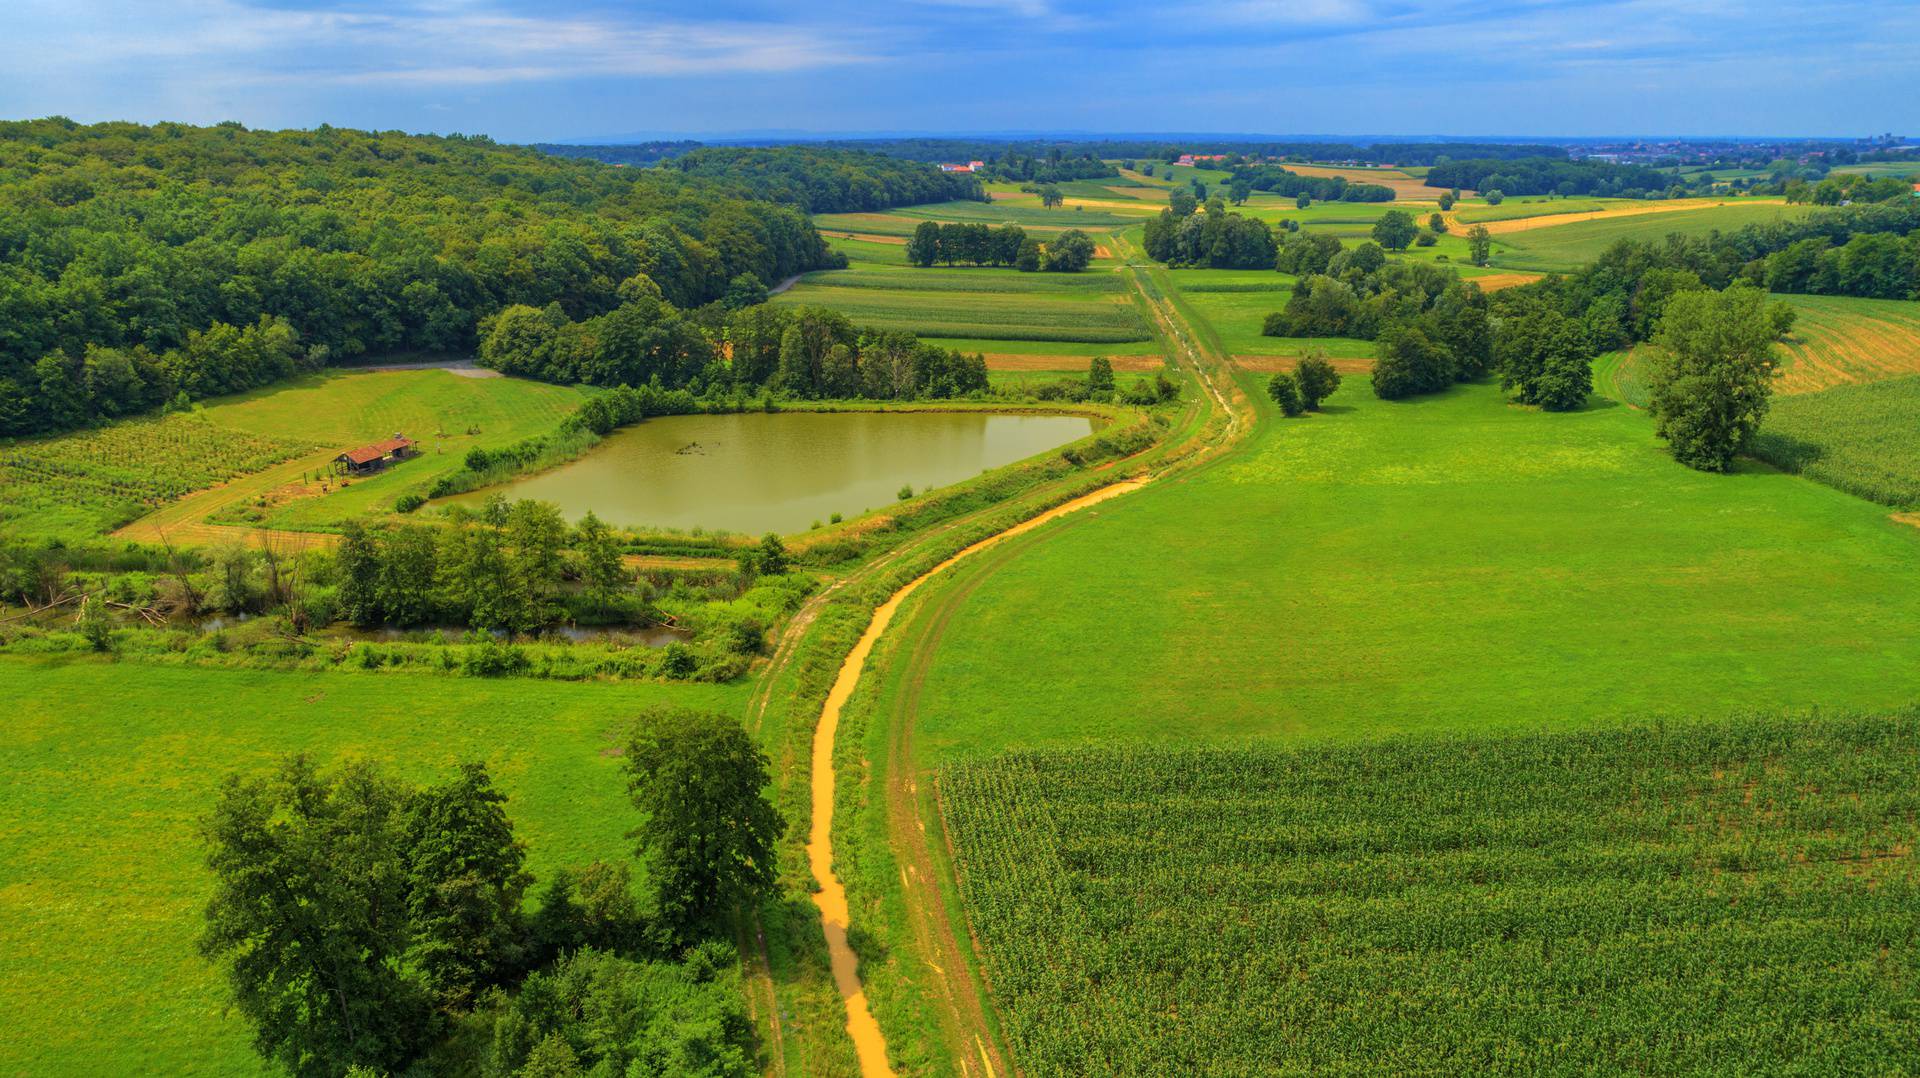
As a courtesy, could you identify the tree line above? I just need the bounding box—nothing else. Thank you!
[478,293,990,400]
[0,118,839,438]
[905,221,1095,272]
[1230,165,1396,203]
[668,146,986,213]
[200,706,781,1076]
[1424,156,1677,199]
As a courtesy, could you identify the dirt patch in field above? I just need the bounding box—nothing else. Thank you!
[1093,245,1114,259]
[984,353,1162,371]
[1893,512,1920,530]
[1233,353,1374,374]
[1467,272,1547,292]
[1467,198,1773,236]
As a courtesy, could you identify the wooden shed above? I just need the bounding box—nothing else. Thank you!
[334,434,416,475]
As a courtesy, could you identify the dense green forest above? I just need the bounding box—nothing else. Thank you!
[668,146,984,212]
[531,140,702,165]
[0,118,837,437]
[1425,156,1675,197]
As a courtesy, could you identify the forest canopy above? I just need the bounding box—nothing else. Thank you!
[667,146,985,213]
[0,117,838,437]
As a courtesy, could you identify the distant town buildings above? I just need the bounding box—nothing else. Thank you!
[938,160,986,173]
[1177,154,1230,167]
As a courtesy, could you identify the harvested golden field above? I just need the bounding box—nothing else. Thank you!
[1283,164,1448,200]
[1776,295,1920,393]
[1232,353,1375,374]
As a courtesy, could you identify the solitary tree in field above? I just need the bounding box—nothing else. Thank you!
[1484,189,1505,205]
[1037,184,1065,208]
[1295,193,1312,210]
[1467,225,1492,267]
[1370,210,1418,251]
[624,708,784,942]
[1646,286,1778,472]
[1087,356,1115,397]
[1428,213,1447,234]
[1437,191,1456,211]
[1267,371,1305,416]
[1294,351,1341,410]
[1229,180,1252,205]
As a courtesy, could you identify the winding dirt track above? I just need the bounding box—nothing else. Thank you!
[790,237,1252,1076]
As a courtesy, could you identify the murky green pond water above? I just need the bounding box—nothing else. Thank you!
[450,411,1092,534]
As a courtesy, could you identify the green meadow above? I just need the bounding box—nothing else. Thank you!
[0,657,747,1075]
[897,375,1920,763]
[1491,202,1816,272]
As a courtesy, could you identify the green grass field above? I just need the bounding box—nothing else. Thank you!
[900,376,1920,763]
[770,281,1149,343]
[1752,374,1920,508]
[1491,203,1816,272]
[941,714,1920,1075]
[1163,273,1373,360]
[0,657,748,1075]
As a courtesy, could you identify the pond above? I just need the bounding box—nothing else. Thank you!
[447,411,1093,534]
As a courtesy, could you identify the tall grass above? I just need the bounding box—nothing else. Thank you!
[1751,374,1920,508]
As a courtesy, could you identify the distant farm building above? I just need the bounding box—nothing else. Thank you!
[334,434,416,475]
[1177,154,1230,167]
[938,160,985,173]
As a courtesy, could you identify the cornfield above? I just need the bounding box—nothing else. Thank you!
[1752,374,1920,508]
[940,714,1920,1076]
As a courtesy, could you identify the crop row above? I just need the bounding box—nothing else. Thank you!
[801,270,1124,295]
[1751,373,1920,508]
[939,714,1920,1076]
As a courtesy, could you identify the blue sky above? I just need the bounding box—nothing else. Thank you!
[2,0,1914,142]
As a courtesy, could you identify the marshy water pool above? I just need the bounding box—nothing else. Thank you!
[449,410,1093,534]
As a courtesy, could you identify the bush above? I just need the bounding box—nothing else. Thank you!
[1267,373,1305,417]
[393,493,425,514]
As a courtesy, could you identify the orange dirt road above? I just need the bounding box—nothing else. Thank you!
[806,477,1148,1078]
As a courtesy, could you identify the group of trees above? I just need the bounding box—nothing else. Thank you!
[1758,230,1920,299]
[335,500,643,635]
[0,118,841,437]
[721,306,990,399]
[1142,203,1278,268]
[4,315,308,432]
[1263,244,1474,343]
[200,706,780,1076]
[905,221,1095,272]
[1265,352,1342,416]
[477,289,990,400]
[1783,172,1917,207]
[1230,165,1396,203]
[1424,156,1674,198]
[668,146,985,213]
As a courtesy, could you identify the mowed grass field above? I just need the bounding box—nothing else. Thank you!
[0,657,748,1075]
[1490,202,1815,272]
[941,715,1920,1075]
[899,376,1920,762]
